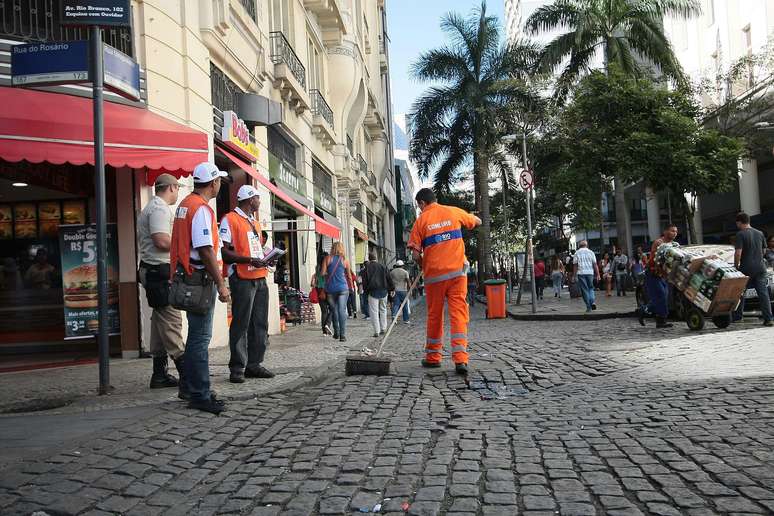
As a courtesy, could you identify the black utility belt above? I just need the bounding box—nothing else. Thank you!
[139,261,170,271]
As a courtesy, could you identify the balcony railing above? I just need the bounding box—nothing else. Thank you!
[270,31,306,89]
[347,135,353,156]
[310,89,334,128]
[0,0,133,56]
[238,0,257,23]
[358,155,368,177]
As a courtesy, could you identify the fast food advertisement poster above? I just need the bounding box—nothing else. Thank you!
[59,224,120,340]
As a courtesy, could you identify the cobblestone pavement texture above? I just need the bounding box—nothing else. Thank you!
[507,289,635,318]
[1,302,774,515]
[0,315,377,415]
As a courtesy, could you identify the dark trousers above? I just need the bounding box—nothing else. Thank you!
[228,276,269,374]
[347,289,357,316]
[319,293,331,331]
[360,292,370,317]
[644,271,668,318]
[734,271,773,322]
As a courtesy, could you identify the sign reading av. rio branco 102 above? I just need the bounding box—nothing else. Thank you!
[60,0,131,27]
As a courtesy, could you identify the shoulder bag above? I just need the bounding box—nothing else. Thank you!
[169,266,216,314]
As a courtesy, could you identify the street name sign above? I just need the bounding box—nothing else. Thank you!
[60,0,131,27]
[11,41,89,86]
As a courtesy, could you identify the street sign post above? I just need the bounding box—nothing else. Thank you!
[522,134,537,314]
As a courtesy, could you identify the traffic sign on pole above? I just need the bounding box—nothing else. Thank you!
[518,168,534,191]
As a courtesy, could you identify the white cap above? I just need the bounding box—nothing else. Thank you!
[193,162,228,184]
[237,185,260,201]
[395,260,404,266]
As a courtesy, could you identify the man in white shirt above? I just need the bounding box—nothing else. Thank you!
[573,240,601,313]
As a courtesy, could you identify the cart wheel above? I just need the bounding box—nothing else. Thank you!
[686,308,705,331]
[712,314,731,329]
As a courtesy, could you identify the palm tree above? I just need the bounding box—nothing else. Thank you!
[525,0,701,255]
[408,1,538,280]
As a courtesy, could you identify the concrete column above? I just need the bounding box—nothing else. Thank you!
[739,159,761,216]
[693,197,704,244]
[645,185,660,242]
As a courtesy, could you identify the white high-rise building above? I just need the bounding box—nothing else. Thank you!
[504,0,522,45]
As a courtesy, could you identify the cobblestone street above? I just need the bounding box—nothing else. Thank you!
[2,303,774,515]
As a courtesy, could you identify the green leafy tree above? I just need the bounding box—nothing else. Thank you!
[525,0,701,254]
[408,1,538,280]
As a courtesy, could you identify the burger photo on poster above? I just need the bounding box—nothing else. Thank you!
[63,264,119,308]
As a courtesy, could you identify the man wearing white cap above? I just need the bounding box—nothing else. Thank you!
[220,185,275,383]
[390,260,412,324]
[170,162,231,415]
[137,173,185,391]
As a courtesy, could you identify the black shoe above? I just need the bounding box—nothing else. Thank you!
[339,336,347,342]
[455,363,468,375]
[332,333,339,340]
[229,372,245,383]
[655,317,673,329]
[421,359,441,368]
[591,304,597,311]
[763,320,773,327]
[245,365,275,379]
[173,356,189,399]
[637,307,645,327]
[188,398,225,415]
[373,333,379,338]
[150,356,178,389]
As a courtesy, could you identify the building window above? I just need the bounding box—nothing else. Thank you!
[268,127,297,169]
[210,63,241,113]
[706,0,715,26]
[312,160,333,196]
[271,0,293,43]
[307,37,323,91]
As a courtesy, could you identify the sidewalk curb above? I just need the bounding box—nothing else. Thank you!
[507,309,636,321]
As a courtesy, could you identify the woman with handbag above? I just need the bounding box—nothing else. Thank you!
[311,252,332,336]
[322,242,353,342]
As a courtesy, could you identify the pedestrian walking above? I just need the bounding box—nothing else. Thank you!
[550,255,564,298]
[466,263,478,306]
[322,242,352,342]
[311,252,332,336]
[573,240,600,313]
[137,173,185,391]
[220,186,275,384]
[170,162,231,414]
[534,258,546,300]
[600,252,613,296]
[733,212,773,326]
[362,252,394,336]
[357,263,370,320]
[613,248,629,296]
[390,260,411,323]
[347,269,358,318]
[637,224,677,329]
[408,188,481,374]
[765,235,774,268]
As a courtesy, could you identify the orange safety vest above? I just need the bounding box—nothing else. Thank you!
[170,193,222,277]
[407,203,478,285]
[221,210,267,280]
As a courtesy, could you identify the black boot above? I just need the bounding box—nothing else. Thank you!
[173,356,190,400]
[150,356,178,389]
[655,316,673,329]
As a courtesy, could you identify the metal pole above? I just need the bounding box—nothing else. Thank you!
[502,168,512,303]
[522,133,537,314]
[91,26,110,395]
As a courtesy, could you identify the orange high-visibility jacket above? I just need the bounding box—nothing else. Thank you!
[221,210,267,280]
[407,203,478,285]
[170,193,221,277]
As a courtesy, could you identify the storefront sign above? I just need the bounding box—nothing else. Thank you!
[59,224,120,340]
[103,44,140,100]
[221,111,259,161]
[11,40,140,100]
[11,41,89,86]
[60,0,131,27]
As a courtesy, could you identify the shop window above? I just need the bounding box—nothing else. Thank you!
[268,127,298,170]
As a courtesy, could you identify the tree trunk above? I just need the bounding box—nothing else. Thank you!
[613,175,630,256]
[477,150,492,282]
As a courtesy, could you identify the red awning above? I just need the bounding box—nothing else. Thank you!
[0,87,208,174]
[219,147,341,240]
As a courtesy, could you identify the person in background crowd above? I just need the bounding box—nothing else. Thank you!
[170,162,231,414]
[630,246,647,289]
[765,235,774,268]
[733,212,773,326]
[600,252,613,296]
[347,269,358,318]
[466,261,478,306]
[357,263,370,320]
[24,248,55,289]
[573,240,600,313]
[534,258,545,301]
[390,260,412,324]
[1,257,23,291]
[408,188,481,374]
[311,252,332,336]
[637,224,677,329]
[322,241,352,342]
[362,252,394,337]
[137,173,184,391]
[612,247,629,297]
[550,255,564,299]
[221,186,275,384]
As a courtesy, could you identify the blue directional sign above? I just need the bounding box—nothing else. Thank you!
[11,41,140,100]
[10,41,89,86]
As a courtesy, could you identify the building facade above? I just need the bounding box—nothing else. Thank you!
[0,0,396,364]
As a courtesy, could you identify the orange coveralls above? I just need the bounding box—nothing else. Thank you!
[408,203,479,365]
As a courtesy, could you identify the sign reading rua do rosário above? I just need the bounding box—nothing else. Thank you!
[60,0,131,27]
